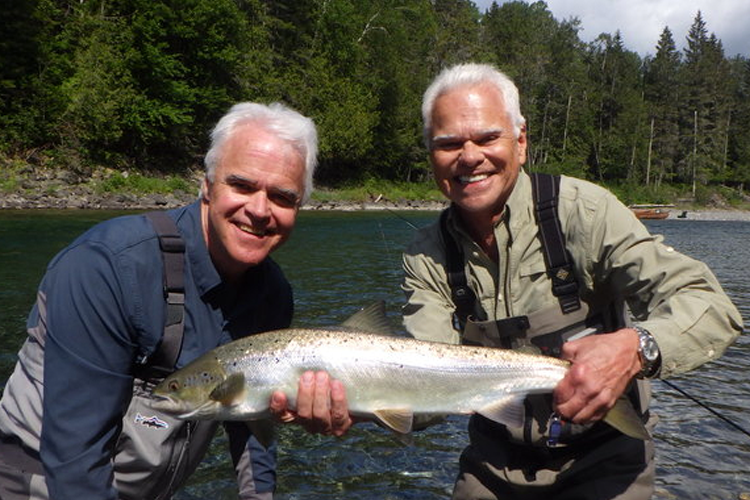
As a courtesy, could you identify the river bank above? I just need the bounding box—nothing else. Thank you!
[2,167,749,220]
[4,161,750,218]
[3,189,750,221]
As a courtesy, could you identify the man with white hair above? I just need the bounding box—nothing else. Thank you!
[401,63,742,499]
[0,101,346,499]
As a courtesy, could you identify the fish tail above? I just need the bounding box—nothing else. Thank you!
[603,397,650,440]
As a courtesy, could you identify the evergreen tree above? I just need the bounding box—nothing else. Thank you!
[585,32,644,182]
[644,27,681,187]
[681,11,734,191]
[726,57,750,191]
[432,0,482,68]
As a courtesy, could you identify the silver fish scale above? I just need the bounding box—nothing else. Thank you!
[211,328,569,417]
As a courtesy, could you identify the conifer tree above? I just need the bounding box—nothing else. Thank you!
[644,27,681,187]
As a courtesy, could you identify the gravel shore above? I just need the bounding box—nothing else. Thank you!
[668,209,750,221]
[2,190,749,221]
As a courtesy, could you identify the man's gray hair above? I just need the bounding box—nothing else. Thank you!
[421,63,526,147]
[203,102,318,205]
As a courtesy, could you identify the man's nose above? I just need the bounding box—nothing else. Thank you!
[245,191,271,221]
[459,140,484,166]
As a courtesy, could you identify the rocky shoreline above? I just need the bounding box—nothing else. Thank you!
[3,163,749,219]
[1,174,749,221]
[3,189,750,221]
[0,189,449,212]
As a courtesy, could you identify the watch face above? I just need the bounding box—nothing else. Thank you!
[638,328,659,360]
[644,340,659,360]
[636,327,660,378]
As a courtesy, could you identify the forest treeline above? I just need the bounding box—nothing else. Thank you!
[2,0,749,198]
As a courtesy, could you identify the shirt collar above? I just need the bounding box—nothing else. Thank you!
[504,168,535,242]
[446,168,535,245]
[173,200,224,298]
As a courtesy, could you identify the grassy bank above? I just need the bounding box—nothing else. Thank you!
[1,157,749,211]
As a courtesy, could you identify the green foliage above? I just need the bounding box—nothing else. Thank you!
[0,158,24,192]
[97,171,192,194]
[1,0,748,201]
[607,181,683,206]
[311,177,443,203]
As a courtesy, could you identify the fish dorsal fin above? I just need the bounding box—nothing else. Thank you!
[373,408,414,434]
[477,395,526,428]
[603,397,650,440]
[340,301,394,335]
[209,373,246,406]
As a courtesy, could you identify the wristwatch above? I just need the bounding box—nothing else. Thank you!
[634,326,661,379]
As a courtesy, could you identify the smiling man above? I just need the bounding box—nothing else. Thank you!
[401,63,742,499]
[427,77,526,263]
[201,122,306,276]
[0,102,344,500]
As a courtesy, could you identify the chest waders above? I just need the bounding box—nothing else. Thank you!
[441,173,650,447]
[0,212,218,500]
[112,211,219,500]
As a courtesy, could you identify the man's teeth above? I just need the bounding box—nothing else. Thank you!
[239,224,265,236]
[458,174,489,184]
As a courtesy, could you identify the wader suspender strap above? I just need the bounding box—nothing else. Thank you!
[0,212,187,477]
[440,209,481,329]
[441,173,580,327]
[531,173,582,314]
[143,211,186,376]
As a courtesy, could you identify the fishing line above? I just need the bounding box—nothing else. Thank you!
[384,209,750,442]
[384,207,419,230]
[659,379,750,441]
[378,222,392,256]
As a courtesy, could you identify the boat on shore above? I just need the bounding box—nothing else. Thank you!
[631,208,670,220]
[629,204,673,220]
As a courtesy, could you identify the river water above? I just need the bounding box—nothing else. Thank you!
[0,209,748,499]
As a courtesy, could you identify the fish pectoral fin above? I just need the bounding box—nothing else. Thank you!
[209,373,246,406]
[373,408,414,434]
[477,395,526,428]
[247,419,277,450]
[603,397,651,440]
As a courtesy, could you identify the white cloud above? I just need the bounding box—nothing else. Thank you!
[474,0,749,57]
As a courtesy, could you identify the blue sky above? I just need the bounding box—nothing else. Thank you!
[474,0,749,58]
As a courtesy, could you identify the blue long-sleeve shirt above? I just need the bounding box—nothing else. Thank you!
[34,201,292,498]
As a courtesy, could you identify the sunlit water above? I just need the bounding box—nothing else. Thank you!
[1,210,748,499]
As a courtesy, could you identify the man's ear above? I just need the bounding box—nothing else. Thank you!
[517,125,528,165]
[201,177,211,202]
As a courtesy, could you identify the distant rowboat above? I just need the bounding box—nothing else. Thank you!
[631,208,670,220]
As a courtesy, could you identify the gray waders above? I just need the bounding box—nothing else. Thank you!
[0,212,217,500]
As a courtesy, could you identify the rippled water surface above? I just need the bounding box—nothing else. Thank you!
[1,210,748,499]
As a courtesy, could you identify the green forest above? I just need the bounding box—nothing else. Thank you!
[2,0,749,205]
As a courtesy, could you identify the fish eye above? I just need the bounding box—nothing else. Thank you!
[168,380,180,391]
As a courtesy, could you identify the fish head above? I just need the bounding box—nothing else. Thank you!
[152,352,243,419]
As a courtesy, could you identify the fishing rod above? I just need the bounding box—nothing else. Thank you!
[383,208,750,442]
